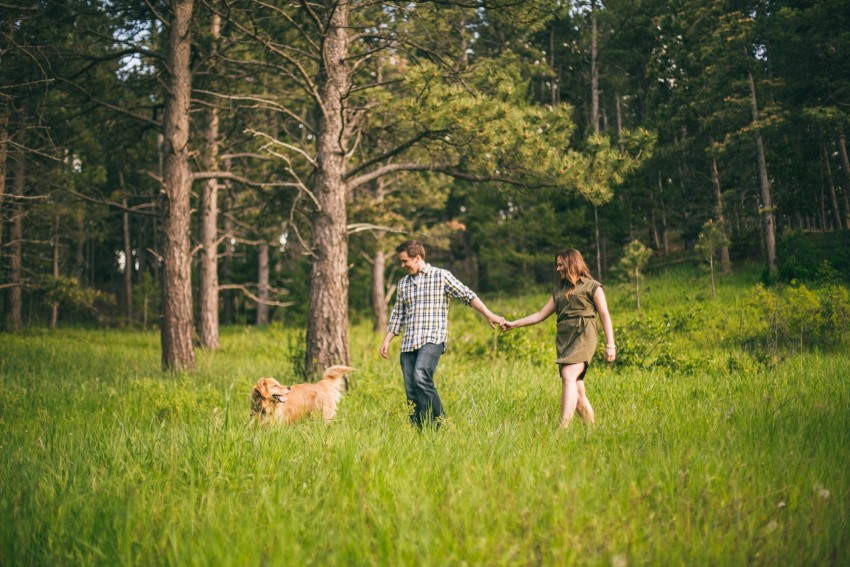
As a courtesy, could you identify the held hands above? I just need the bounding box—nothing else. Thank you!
[500,320,516,331]
[487,314,506,330]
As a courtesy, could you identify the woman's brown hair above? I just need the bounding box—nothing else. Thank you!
[557,248,592,295]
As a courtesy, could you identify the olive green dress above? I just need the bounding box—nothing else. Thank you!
[553,277,601,365]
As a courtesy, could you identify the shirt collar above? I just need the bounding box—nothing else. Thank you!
[409,263,432,281]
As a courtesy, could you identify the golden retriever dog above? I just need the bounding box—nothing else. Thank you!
[251,365,355,424]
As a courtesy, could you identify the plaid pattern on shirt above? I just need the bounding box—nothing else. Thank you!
[387,264,477,352]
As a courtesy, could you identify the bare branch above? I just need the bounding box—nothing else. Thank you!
[66,188,160,217]
[344,130,440,181]
[56,78,160,128]
[347,222,407,235]
[218,284,294,307]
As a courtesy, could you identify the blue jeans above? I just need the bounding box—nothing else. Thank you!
[400,342,445,428]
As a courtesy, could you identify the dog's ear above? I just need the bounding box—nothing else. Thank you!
[253,378,274,399]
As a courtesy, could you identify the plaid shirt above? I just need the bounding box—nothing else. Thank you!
[387,264,477,352]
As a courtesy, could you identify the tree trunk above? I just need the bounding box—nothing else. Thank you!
[634,268,641,312]
[550,28,557,106]
[73,226,84,282]
[305,1,351,374]
[122,196,133,323]
[821,144,842,231]
[709,255,716,300]
[658,183,669,256]
[818,156,827,230]
[590,2,603,279]
[198,12,221,349]
[256,239,269,326]
[837,134,850,229]
[160,0,196,371]
[747,66,777,273]
[615,93,623,153]
[709,146,732,274]
[593,205,602,279]
[0,103,7,253]
[221,182,235,325]
[7,139,24,332]
[590,0,599,135]
[649,192,661,251]
[51,216,60,329]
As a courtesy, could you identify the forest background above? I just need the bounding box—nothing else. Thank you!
[1,0,850,371]
[3,2,850,564]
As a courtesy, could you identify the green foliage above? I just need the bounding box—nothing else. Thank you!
[695,219,729,261]
[616,240,653,309]
[385,57,653,203]
[738,282,850,352]
[614,309,708,374]
[39,276,104,311]
[618,240,653,278]
[776,230,850,283]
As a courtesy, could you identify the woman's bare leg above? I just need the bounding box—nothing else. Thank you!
[559,363,584,427]
[576,378,595,424]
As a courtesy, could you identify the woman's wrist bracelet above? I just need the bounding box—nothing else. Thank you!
[605,345,616,349]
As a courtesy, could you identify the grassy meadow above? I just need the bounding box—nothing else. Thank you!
[2,264,849,566]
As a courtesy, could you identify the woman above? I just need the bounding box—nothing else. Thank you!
[502,249,616,427]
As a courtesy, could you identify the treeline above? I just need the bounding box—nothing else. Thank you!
[1,0,848,371]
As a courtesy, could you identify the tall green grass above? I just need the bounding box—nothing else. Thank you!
[2,265,848,565]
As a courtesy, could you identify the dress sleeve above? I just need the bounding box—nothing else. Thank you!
[588,280,602,304]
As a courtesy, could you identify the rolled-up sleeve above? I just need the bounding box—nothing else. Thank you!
[443,271,476,305]
[387,297,404,335]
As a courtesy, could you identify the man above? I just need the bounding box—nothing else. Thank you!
[379,240,503,428]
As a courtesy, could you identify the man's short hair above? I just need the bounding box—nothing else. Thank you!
[396,240,426,260]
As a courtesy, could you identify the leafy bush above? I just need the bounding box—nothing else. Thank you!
[738,282,850,351]
[612,309,708,374]
[493,325,550,365]
[776,230,850,283]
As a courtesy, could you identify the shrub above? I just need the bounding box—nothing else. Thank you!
[614,309,708,374]
[776,230,850,283]
[738,282,850,352]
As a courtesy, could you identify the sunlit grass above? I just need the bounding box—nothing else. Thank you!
[1,265,848,565]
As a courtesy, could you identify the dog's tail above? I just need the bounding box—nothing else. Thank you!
[323,365,355,379]
[323,365,355,390]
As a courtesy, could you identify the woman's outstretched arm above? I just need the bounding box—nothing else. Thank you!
[503,297,556,330]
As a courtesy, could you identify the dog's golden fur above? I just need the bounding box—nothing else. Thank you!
[251,365,355,424]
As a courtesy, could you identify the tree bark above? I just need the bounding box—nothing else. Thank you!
[821,144,842,231]
[7,138,24,332]
[160,0,196,371]
[122,195,133,323]
[708,146,732,273]
[305,0,351,373]
[836,134,850,229]
[51,216,60,329]
[198,12,221,348]
[0,103,7,253]
[590,0,599,134]
[747,66,777,273]
[615,93,623,153]
[221,182,235,325]
[590,1,603,280]
[256,239,269,326]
